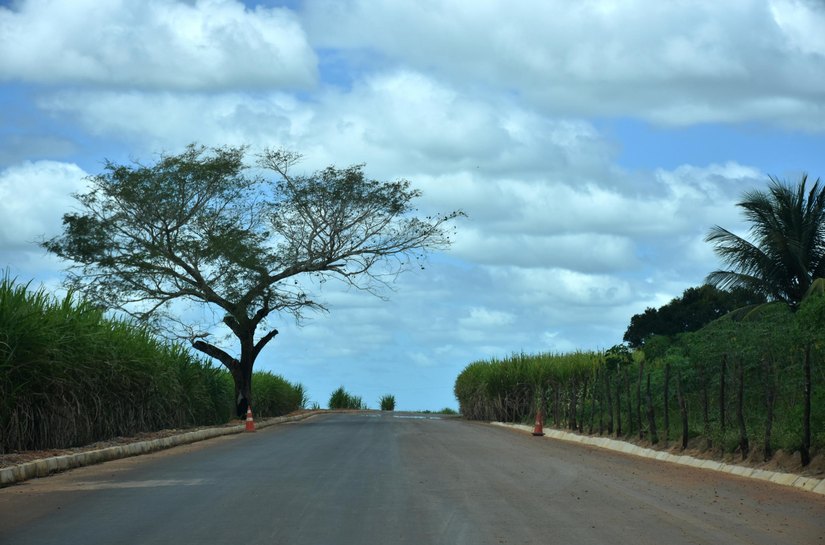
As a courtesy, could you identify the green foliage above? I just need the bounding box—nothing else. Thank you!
[0,276,304,453]
[455,302,824,458]
[432,407,458,415]
[624,285,766,348]
[43,144,462,417]
[328,386,366,410]
[454,351,600,423]
[251,371,307,417]
[706,174,825,307]
[379,394,396,411]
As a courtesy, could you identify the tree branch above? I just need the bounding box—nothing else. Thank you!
[253,328,279,360]
[192,340,238,371]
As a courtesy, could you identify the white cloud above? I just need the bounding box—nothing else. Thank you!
[302,0,825,130]
[2,1,814,411]
[488,266,634,308]
[459,306,515,328]
[0,0,317,90]
[38,90,313,155]
[0,160,87,248]
[34,70,616,179]
[453,230,637,273]
[0,160,88,288]
[770,0,825,56]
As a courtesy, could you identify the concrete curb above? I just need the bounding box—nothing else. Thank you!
[0,412,320,488]
[492,422,825,496]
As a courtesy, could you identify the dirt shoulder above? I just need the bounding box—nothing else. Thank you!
[0,410,319,469]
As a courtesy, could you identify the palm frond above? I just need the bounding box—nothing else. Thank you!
[705,174,825,306]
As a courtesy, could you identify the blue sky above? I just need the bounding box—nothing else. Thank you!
[2,0,825,410]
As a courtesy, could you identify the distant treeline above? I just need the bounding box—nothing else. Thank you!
[455,295,824,465]
[0,276,306,453]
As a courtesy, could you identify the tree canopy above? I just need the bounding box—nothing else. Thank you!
[623,284,765,348]
[44,144,462,416]
[705,174,825,308]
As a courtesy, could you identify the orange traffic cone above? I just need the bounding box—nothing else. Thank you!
[245,406,256,432]
[532,409,545,436]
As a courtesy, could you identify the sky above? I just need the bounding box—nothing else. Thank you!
[2,0,825,411]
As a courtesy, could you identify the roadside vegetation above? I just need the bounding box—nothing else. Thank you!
[328,386,367,410]
[421,408,459,415]
[455,297,823,463]
[0,275,305,454]
[379,394,396,411]
[456,175,825,466]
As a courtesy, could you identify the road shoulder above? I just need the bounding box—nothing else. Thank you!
[494,421,825,496]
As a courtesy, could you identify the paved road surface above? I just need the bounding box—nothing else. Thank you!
[1,413,823,544]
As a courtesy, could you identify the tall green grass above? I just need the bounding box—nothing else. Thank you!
[328,386,366,409]
[253,371,308,417]
[379,394,396,411]
[454,351,598,423]
[455,297,824,460]
[0,276,305,453]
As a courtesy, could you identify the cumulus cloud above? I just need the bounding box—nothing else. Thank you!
[33,69,616,179]
[0,160,88,286]
[3,1,811,409]
[452,230,638,273]
[459,307,516,328]
[0,0,317,90]
[770,0,825,56]
[37,90,312,155]
[0,160,87,248]
[301,0,825,130]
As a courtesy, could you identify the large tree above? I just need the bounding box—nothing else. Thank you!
[705,174,825,308]
[44,145,462,417]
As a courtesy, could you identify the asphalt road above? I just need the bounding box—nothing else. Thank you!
[1,413,823,545]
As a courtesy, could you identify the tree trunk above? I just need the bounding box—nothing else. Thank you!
[235,333,258,418]
[192,340,248,418]
[676,373,688,450]
[646,372,658,445]
[802,344,812,466]
[236,354,253,418]
[736,358,749,460]
[192,323,278,419]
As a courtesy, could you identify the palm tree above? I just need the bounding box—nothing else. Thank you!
[705,174,825,309]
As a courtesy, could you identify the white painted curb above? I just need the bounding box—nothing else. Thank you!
[492,422,825,496]
[0,412,320,488]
